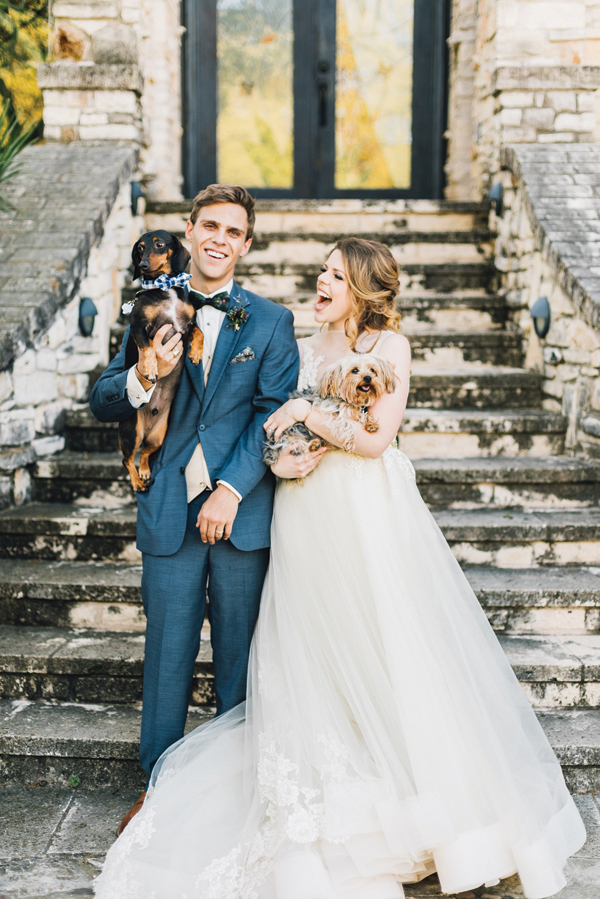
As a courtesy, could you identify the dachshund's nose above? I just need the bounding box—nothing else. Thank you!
[363,375,372,383]
[140,259,150,271]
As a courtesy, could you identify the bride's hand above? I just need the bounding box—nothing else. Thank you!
[264,398,312,441]
[270,445,327,479]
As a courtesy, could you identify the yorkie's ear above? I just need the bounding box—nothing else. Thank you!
[378,358,397,393]
[131,240,143,281]
[319,363,344,398]
[170,236,191,274]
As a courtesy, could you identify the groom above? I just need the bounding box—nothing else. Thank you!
[90,184,298,830]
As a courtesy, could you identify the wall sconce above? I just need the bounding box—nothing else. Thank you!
[79,297,98,337]
[489,182,503,217]
[530,296,551,339]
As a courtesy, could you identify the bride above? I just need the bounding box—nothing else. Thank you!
[94,237,585,899]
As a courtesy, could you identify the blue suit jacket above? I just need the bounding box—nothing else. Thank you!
[89,283,299,555]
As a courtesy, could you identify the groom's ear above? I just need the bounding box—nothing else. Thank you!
[170,236,191,274]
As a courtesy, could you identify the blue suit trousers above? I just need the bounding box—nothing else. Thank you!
[139,492,270,778]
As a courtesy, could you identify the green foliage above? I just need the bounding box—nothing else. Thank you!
[0,99,38,211]
[69,774,81,789]
[0,1,48,130]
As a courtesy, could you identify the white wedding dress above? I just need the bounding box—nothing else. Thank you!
[94,343,585,899]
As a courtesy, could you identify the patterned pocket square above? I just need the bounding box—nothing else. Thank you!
[231,347,256,364]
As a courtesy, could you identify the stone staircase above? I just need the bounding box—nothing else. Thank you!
[1,200,600,795]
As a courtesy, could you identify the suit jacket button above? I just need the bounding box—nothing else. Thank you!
[199,424,206,431]
[180,466,185,475]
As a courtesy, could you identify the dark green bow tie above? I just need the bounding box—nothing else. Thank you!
[188,288,230,312]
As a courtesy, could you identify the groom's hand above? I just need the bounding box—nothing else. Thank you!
[197,485,240,544]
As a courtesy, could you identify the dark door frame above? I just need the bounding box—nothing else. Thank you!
[181,0,448,200]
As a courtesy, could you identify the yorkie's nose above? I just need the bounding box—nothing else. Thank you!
[363,375,372,383]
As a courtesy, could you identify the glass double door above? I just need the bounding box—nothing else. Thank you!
[182,0,447,199]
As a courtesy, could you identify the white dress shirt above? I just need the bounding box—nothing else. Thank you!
[126,278,242,503]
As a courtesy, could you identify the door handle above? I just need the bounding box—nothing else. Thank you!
[317,78,328,127]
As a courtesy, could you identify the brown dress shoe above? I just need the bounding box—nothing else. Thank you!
[117,790,147,837]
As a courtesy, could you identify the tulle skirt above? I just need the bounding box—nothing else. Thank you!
[94,447,585,899]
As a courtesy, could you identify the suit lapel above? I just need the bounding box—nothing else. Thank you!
[202,282,250,413]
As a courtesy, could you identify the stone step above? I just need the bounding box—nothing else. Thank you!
[0,698,596,790]
[1,503,598,569]
[407,329,523,368]
[157,230,492,257]
[399,293,508,331]
[408,368,542,409]
[1,560,599,636]
[3,625,600,712]
[0,503,138,562]
[0,559,144,629]
[33,453,133,504]
[401,409,567,457]
[437,508,600,569]
[145,198,490,237]
[32,450,597,510]
[64,408,118,453]
[0,625,213,707]
[234,260,497,298]
[412,456,600,507]
[0,699,211,787]
[466,566,600,635]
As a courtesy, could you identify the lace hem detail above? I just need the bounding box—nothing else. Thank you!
[195,735,325,898]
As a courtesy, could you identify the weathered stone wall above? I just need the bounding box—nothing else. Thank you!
[39,0,183,200]
[0,143,139,508]
[495,144,600,457]
[445,0,479,200]
[446,0,600,198]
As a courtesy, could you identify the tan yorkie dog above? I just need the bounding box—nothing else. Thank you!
[263,353,396,465]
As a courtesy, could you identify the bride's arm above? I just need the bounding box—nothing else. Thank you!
[265,335,411,461]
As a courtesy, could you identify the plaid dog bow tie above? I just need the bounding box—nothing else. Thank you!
[187,288,230,312]
[140,272,191,290]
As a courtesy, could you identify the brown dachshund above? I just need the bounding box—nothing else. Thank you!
[120,223,205,491]
[120,230,202,492]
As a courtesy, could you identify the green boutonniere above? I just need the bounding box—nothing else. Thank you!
[226,302,250,332]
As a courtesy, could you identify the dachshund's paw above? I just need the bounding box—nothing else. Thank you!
[188,327,204,365]
[138,370,158,384]
[365,423,379,433]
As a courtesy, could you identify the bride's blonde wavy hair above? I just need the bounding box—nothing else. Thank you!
[333,237,401,351]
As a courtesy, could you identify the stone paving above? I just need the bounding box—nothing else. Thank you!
[0,787,598,898]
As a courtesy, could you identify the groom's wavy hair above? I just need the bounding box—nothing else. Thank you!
[334,238,401,350]
[189,184,256,240]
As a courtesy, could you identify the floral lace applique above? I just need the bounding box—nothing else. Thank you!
[318,729,352,782]
[297,345,324,392]
[93,809,157,898]
[384,445,417,482]
[194,736,324,898]
[196,845,248,899]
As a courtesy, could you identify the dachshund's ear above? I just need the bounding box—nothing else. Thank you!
[379,359,397,393]
[319,362,343,398]
[131,240,142,281]
[170,236,191,274]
